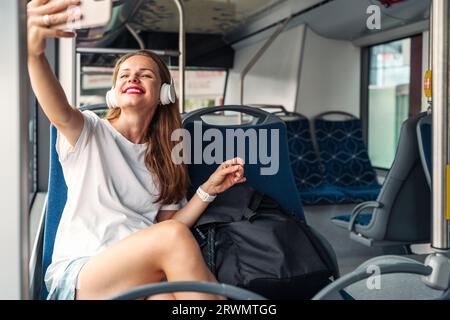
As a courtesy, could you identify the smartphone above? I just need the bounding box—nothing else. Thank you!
[51,0,112,30]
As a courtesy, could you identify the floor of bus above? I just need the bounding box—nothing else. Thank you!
[304,204,447,299]
[303,204,430,275]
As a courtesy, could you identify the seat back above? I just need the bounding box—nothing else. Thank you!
[417,113,432,188]
[363,112,431,242]
[314,111,378,187]
[182,105,304,220]
[40,104,107,299]
[40,125,68,299]
[279,112,324,190]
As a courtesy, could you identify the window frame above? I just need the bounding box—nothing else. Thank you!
[361,34,422,171]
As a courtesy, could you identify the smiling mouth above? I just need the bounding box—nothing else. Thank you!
[122,87,145,94]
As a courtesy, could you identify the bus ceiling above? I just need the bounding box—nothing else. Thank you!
[75,0,430,68]
[225,0,430,44]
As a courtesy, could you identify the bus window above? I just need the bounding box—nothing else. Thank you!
[367,38,411,169]
[171,69,227,112]
[80,65,113,109]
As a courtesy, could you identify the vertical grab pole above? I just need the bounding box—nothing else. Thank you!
[423,0,450,292]
[431,0,449,251]
[76,52,81,107]
[173,0,185,112]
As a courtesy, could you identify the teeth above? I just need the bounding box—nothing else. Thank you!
[126,88,143,93]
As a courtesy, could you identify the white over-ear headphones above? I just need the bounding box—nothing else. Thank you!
[106,78,177,109]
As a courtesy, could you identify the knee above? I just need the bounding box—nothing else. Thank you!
[154,220,193,244]
[150,220,200,266]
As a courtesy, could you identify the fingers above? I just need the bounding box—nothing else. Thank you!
[29,9,82,28]
[220,157,244,169]
[235,177,247,184]
[219,157,245,179]
[41,27,77,38]
[235,157,244,166]
[29,0,81,16]
[232,167,246,182]
[235,165,244,177]
[229,172,246,186]
[27,0,50,9]
[222,164,245,183]
[231,157,244,166]
[210,158,246,194]
[234,168,245,183]
[220,164,242,176]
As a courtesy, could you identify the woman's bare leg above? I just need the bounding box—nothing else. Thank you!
[75,220,220,300]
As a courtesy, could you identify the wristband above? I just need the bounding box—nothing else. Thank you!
[196,186,217,203]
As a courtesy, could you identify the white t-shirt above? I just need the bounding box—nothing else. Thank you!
[45,110,186,289]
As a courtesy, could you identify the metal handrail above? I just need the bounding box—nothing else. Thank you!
[75,47,179,57]
[174,0,185,112]
[108,281,267,300]
[431,0,449,250]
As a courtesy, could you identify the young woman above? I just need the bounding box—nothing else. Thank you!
[27,0,245,300]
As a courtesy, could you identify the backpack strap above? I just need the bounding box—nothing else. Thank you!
[249,191,264,211]
[205,227,216,274]
[243,191,265,221]
[192,225,217,275]
[192,227,208,248]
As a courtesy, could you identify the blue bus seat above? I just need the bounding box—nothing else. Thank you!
[280,112,346,205]
[314,111,381,203]
[332,112,431,247]
[182,105,305,220]
[40,125,68,299]
[40,104,107,299]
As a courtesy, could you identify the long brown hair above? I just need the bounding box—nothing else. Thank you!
[106,50,189,205]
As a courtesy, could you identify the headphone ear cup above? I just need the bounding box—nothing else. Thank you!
[160,81,176,105]
[160,84,169,105]
[106,88,118,109]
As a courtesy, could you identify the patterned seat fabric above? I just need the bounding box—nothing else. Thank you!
[286,117,324,190]
[284,113,380,205]
[314,118,379,188]
[314,117,381,202]
[285,115,346,205]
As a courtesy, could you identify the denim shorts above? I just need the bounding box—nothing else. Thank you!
[46,256,90,300]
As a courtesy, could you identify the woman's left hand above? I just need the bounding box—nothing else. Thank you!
[202,157,246,196]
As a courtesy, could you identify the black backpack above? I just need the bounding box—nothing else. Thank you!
[192,185,338,300]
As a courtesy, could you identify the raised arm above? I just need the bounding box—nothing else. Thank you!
[27,0,83,147]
